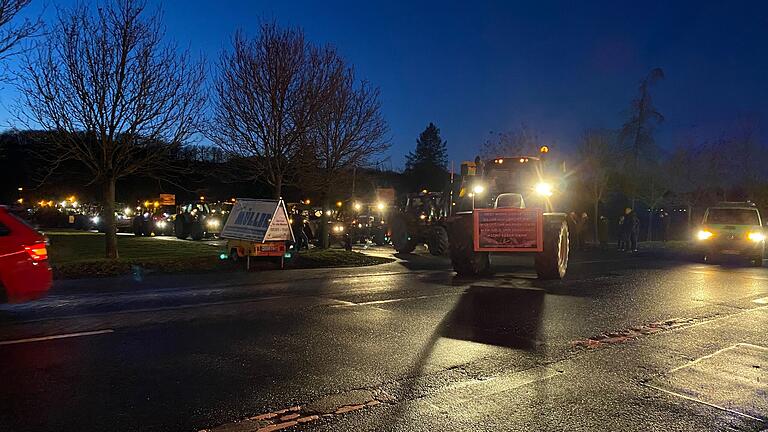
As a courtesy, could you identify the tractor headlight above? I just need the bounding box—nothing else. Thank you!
[697,230,713,241]
[534,182,554,197]
[206,218,220,228]
[748,232,765,242]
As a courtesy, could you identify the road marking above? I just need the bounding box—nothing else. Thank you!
[752,297,768,304]
[641,382,764,422]
[0,329,114,346]
[328,292,459,308]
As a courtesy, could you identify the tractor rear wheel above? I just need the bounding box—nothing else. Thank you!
[535,219,569,280]
[190,222,204,241]
[174,217,188,239]
[391,216,417,253]
[427,226,449,256]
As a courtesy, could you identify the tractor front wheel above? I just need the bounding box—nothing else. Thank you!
[427,226,449,256]
[535,219,569,280]
[391,216,417,253]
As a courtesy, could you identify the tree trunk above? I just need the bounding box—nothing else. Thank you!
[647,207,653,242]
[103,177,118,259]
[320,196,330,249]
[274,176,282,199]
[593,199,599,244]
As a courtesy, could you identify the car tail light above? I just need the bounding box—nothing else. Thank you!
[24,242,48,261]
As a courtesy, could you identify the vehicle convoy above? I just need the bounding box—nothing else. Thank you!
[694,202,765,266]
[390,191,449,255]
[446,148,570,279]
[0,206,52,302]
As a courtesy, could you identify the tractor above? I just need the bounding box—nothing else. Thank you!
[390,191,450,256]
[172,200,228,240]
[132,200,175,236]
[446,149,570,279]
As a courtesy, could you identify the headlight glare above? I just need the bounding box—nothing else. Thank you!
[534,182,554,197]
[697,230,713,241]
[748,232,765,242]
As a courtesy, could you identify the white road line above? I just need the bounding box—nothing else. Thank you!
[752,297,768,304]
[329,292,459,308]
[641,382,764,422]
[0,329,114,346]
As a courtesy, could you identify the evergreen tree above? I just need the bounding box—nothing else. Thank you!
[404,123,449,191]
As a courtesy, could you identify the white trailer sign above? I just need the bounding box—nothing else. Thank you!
[220,199,294,243]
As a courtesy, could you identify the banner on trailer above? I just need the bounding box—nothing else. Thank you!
[221,199,294,243]
[473,208,543,252]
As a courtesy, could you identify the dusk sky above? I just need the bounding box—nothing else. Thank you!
[2,0,767,168]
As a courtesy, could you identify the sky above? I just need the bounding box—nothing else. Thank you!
[2,0,768,169]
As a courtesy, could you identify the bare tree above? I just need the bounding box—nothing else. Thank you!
[619,68,664,208]
[0,0,39,63]
[14,0,206,258]
[210,22,337,198]
[576,129,616,241]
[307,67,389,247]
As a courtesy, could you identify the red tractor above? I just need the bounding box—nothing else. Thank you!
[447,151,570,279]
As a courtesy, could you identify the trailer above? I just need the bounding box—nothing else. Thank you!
[221,198,295,270]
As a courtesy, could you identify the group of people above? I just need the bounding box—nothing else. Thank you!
[569,208,641,252]
[618,207,640,252]
[567,212,589,251]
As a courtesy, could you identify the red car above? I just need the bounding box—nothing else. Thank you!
[0,206,52,302]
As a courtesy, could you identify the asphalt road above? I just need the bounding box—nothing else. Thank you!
[0,246,766,431]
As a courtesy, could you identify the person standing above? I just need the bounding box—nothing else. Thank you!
[618,213,627,251]
[568,212,579,249]
[622,207,640,252]
[598,215,609,247]
[660,210,671,242]
[578,212,589,250]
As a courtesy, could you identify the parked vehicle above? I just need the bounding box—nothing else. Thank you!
[0,206,52,302]
[694,202,765,266]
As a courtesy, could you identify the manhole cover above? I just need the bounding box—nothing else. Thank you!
[647,344,767,421]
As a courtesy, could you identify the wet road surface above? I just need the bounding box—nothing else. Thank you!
[0,247,766,431]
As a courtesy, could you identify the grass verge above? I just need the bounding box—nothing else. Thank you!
[45,231,393,279]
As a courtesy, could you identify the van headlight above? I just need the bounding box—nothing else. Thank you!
[697,230,713,241]
[534,182,553,197]
[748,232,765,242]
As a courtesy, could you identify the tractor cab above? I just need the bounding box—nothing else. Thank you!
[457,155,556,212]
